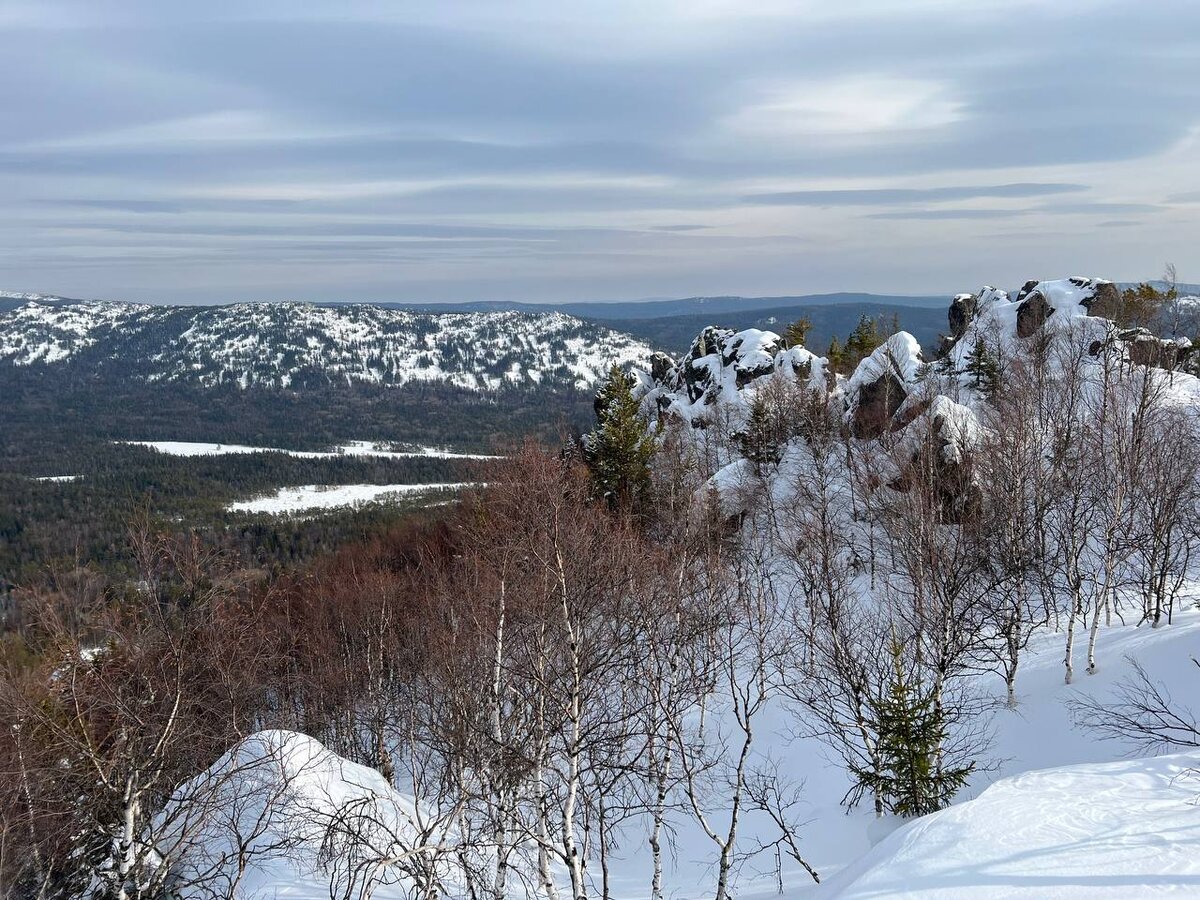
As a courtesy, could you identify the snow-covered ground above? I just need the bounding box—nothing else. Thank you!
[827,750,1200,898]
[596,603,1200,899]
[122,439,502,460]
[820,607,1200,898]
[227,482,478,514]
[170,606,1200,898]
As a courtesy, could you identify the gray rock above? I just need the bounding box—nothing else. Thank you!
[851,372,907,440]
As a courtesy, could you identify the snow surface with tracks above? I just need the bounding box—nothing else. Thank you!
[826,749,1200,898]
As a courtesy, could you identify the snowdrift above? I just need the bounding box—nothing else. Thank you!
[827,749,1200,899]
[161,730,435,900]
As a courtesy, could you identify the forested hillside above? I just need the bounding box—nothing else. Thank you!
[0,299,651,390]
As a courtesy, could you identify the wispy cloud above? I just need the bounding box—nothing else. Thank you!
[0,0,1197,302]
[746,183,1087,206]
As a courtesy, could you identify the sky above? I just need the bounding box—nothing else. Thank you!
[1,0,1198,304]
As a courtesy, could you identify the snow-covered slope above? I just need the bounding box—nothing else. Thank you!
[161,608,1200,899]
[0,299,167,364]
[0,298,651,390]
[827,749,1200,899]
[617,275,1200,897]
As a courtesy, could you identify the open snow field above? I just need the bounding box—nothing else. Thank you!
[122,439,502,460]
[227,482,478,514]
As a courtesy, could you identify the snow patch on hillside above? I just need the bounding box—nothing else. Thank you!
[123,439,502,460]
[227,482,478,514]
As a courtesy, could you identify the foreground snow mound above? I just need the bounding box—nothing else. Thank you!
[828,749,1200,899]
[162,730,437,899]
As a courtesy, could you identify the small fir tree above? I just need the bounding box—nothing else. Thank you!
[736,390,784,472]
[852,642,974,817]
[844,314,885,365]
[963,336,1002,398]
[826,335,845,373]
[584,366,657,512]
[783,315,813,349]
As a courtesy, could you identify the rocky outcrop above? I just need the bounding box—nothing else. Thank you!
[1013,277,1116,339]
[949,293,978,340]
[633,326,827,427]
[1015,290,1055,339]
[942,286,1010,354]
[648,351,675,384]
[852,373,908,439]
[678,326,782,403]
[1089,328,1196,371]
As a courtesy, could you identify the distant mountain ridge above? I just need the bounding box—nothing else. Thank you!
[3,281,1186,362]
[383,292,952,319]
[0,298,652,391]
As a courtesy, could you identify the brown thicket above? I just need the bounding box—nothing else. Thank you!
[1,442,820,900]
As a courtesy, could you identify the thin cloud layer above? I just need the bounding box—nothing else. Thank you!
[0,0,1197,302]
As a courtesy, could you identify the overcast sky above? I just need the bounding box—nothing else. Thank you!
[1,0,1198,303]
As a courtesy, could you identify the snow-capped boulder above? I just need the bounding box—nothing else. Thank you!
[700,457,760,523]
[926,395,983,467]
[889,396,984,520]
[948,293,976,339]
[948,286,1009,342]
[844,332,924,439]
[648,350,675,383]
[1102,328,1195,370]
